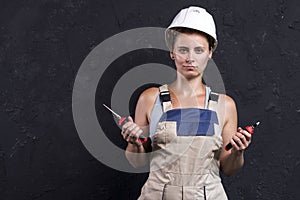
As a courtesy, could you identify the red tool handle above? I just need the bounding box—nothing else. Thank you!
[245,125,255,134]
[225,122,260,151]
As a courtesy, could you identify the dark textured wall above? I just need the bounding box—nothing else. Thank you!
[0,0,299,199]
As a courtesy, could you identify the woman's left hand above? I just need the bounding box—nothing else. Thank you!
[230,127,252,152]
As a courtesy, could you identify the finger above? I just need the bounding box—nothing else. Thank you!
[244,132,252,141]
[233,135,245,149]
[123,122,135,136]
[137,128,143,137]
[236,132,244,138]
[122,130,131,141]
[238,128,252,141]
[230,139,240,150]
[235,132,248,144]
[133,129,144,144]
[127,116,134,122]
[121,130,126,138]
[121,116,134,131]
[126,123,138,135]
[124,132,130,141]
[129,134,137,144]
[126,132,134,142]
[127,134,142,146]
[132,125,143,136]
[121,122,130,133]
[129,128,144,145]
[127,137,134,144]
[125,125,143,143]
[121,122,128,134]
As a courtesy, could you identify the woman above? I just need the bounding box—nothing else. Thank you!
[121,6,252,199]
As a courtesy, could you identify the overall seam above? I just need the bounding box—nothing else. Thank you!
[204,186,207,200]
[162,184,167,200]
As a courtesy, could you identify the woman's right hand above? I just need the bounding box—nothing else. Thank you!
[121,116,143,147]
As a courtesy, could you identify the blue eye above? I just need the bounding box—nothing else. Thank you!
[194,47,204,54]
[177,48,188,54]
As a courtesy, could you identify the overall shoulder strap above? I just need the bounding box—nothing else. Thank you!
[208,91,219,112]
[159,84,172,112]
[208,91,223,136]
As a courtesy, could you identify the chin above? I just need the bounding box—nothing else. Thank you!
[180,72,202,79]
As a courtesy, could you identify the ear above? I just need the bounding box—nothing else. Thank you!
[170,51,175,59]
[208,50,213,59]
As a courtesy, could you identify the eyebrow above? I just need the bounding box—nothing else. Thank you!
[177,45,205,48]
[177,46,205,50]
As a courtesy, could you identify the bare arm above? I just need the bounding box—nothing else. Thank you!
[122,88,159,168]
[219,95,252,176]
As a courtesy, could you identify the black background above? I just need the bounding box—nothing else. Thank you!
[1,0,300,199]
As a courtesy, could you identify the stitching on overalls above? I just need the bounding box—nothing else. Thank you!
[162,184,167,200]
[204,186,207,200]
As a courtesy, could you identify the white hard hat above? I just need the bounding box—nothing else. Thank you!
[166,6,218,50]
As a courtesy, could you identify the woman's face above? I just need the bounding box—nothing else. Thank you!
[171,32,212,79]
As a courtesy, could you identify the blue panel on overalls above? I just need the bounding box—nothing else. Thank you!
[159,108,219,136]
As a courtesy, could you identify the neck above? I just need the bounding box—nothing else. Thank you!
[170,73,206,97]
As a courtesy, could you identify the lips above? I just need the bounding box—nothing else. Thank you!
[184,65,197,70]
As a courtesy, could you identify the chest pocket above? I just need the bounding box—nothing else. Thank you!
[159,108,219,137]
[151,108,221,163]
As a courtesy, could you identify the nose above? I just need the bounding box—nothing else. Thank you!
[186,52,195,63]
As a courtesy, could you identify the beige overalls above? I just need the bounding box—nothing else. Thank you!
[138,85,228,200]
